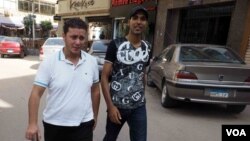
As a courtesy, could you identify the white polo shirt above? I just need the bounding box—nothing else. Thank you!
[34,49,99,126]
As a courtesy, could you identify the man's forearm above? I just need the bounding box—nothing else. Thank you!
[91,83,100,119]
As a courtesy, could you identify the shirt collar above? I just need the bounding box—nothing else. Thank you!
[58,49,86,64]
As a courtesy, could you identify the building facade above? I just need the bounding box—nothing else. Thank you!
[0,0,57,37]
[154,0,250,63]
[56,0,112,40]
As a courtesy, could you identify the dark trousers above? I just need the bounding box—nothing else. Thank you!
[43,120,94,141]
[103,105,147,141]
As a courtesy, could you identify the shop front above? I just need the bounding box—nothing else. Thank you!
[0,16,24,37]
[56,0,112,42]
[110,0,157,44]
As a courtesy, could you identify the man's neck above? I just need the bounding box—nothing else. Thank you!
[126,33,142,48]
[63,48,81,65]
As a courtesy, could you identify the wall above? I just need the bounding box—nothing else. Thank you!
[227,0,249,53]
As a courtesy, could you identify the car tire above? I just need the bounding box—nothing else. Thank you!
[161,82,179,108]
[147,72,155,87]
[20,51,24,58]
[226,104,246,114]
[1,54,4,58]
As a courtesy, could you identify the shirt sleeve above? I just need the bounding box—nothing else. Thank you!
[34,57,52,88]
[145,42,153,67]
[104,40,117,63]
[92,57,99,83]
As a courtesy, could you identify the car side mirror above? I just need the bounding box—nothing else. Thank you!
[153,56,158,61]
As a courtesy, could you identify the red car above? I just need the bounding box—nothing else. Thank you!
[0,37,28,58]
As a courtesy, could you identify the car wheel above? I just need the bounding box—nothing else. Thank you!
[1,54,4,58]
[161,82,179,108]
[20,51,24,58]
[226,105,246,114]
[147,72,155,87]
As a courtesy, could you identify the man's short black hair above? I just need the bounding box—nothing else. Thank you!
[128,6,148,20]
[63,18,88,34]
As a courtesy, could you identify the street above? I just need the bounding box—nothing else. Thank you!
[0,56,250,141]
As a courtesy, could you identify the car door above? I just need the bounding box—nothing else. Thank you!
[150,48,170,88]
[163,46,176,86]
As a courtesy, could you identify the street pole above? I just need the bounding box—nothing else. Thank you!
[32,1,35,48]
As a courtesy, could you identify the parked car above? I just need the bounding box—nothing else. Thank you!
[0,35,7,42]
[40,37,64,61]
[88,40,111,77]
[0,37,27,58]
[147,44,250,113]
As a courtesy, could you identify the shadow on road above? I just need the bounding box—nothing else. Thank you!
[30,63,40,70]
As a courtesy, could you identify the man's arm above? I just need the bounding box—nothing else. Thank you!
[25,85,45,141]
[91,82,100,129]
[101,62,122,124]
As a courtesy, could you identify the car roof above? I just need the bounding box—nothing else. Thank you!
[46,37,63,40]
[170,43,226,48]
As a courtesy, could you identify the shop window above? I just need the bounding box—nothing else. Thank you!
[114,18,128,39]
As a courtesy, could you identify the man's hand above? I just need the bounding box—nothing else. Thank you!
[25,124,41,141]
[108,105,122,124]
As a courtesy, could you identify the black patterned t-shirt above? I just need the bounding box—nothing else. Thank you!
[105,37,152,109]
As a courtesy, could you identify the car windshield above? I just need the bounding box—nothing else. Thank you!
[92,41,109,52]
[3,37,20,43]
[45,38,64,46]
[179,46,242,64]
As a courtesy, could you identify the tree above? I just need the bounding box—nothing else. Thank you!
[23,14,36,38]
[40,21,53,38]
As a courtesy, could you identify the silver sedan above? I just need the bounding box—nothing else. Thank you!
[147,44,250,113]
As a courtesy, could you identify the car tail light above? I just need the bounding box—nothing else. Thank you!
[175,70,198,79]
[40,47,43,55]
[245,77,250,83]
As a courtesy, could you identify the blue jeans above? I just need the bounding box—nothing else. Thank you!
[103,105,147,141]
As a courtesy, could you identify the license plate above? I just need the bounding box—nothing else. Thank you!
[7,49,13,53]
[208,88,229,98]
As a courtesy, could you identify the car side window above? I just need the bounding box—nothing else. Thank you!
[156,47,170,62]
[165,46,175,62]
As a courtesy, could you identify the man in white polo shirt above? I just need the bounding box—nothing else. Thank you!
[25,18,100,141]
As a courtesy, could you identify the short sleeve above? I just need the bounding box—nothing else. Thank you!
[92,58,99,83]
[145,42,153,66]
[34,57,52,88]
[105,40,117,63]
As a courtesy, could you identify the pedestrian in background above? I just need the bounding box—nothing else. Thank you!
[101,6,152,141]
[25,18,100,141]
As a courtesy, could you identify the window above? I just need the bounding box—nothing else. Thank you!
[114,18,128,39]
[18,0,55,15]
[178,5,234,45]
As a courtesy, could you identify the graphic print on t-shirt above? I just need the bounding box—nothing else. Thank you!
[117,41,149,64]
[110,40,150,109]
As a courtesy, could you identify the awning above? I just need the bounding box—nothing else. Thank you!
[0,16,24,28]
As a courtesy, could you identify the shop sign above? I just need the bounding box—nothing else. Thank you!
[70,0,95,10]
[53,15,61,21]
[112,0,155,7]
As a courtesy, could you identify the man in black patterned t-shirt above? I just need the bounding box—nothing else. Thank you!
[101,6,152,141]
